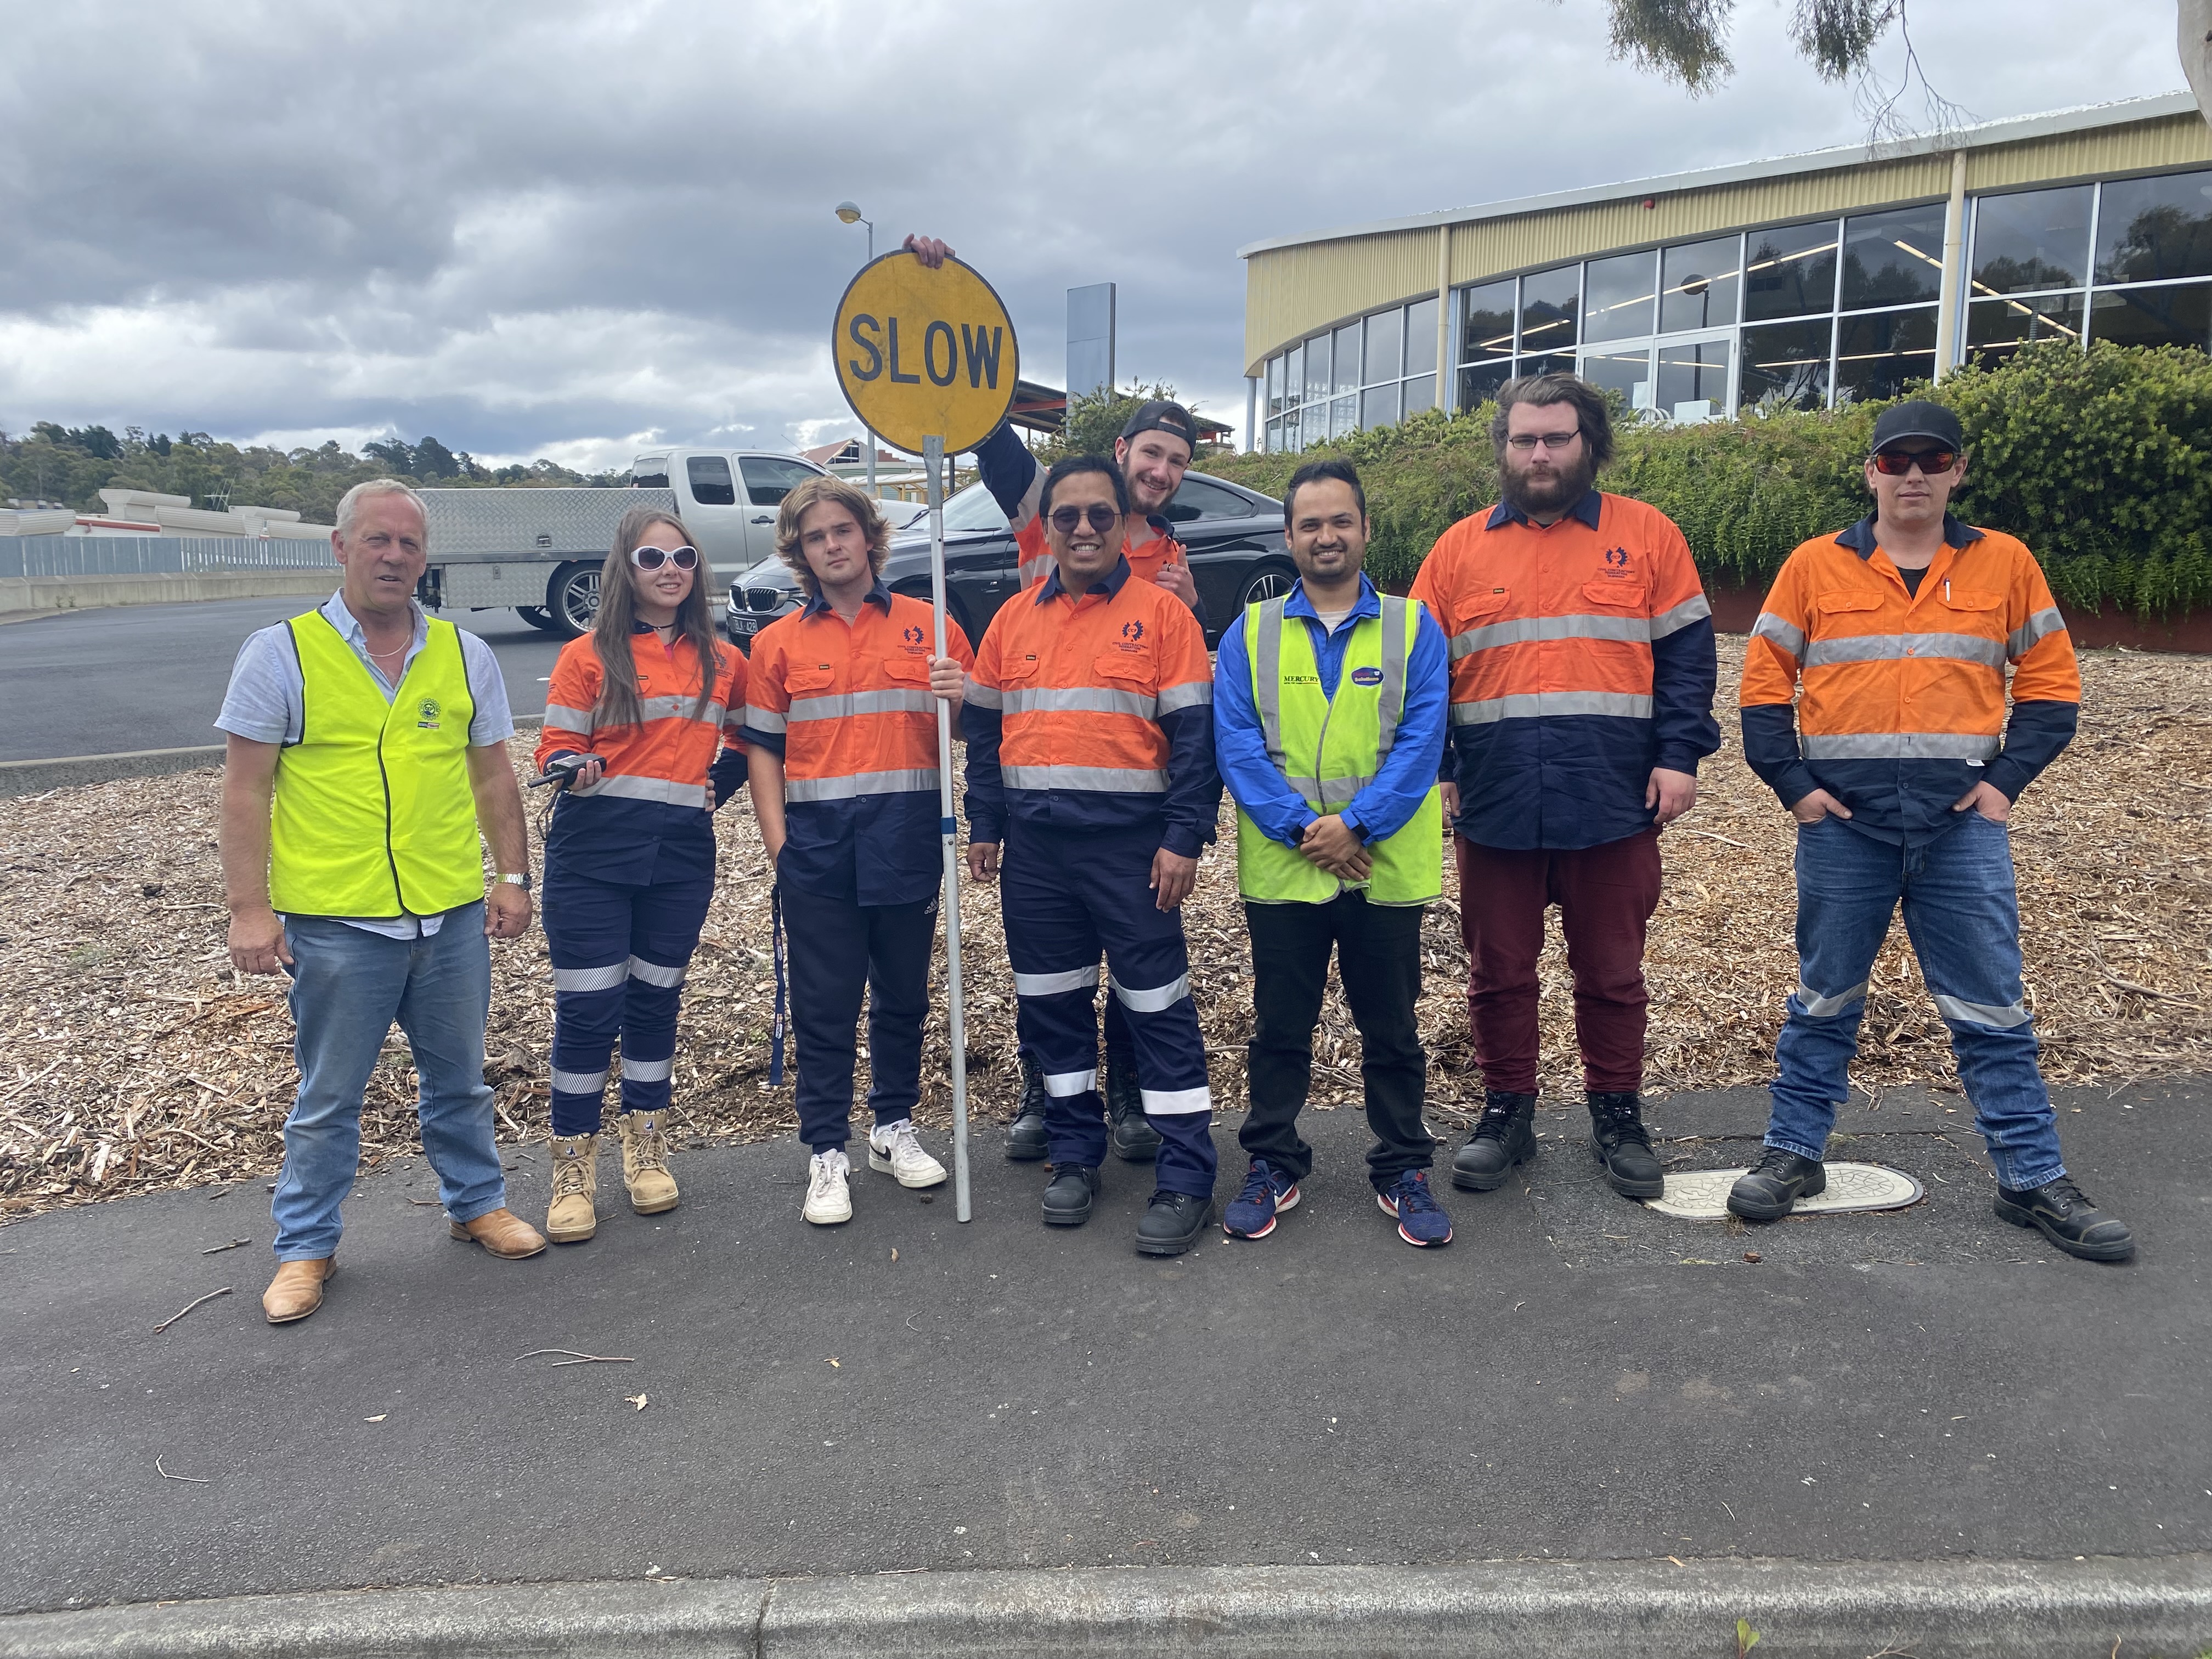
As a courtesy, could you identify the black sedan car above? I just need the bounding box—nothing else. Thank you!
[721,471,1295,653]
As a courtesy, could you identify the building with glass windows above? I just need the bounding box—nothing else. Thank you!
[1239,93,2212,450]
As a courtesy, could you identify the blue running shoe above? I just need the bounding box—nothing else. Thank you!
[1222,1159,1300,1240]
[1376,1169,1453,1247]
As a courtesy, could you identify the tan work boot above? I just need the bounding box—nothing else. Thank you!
[447,1207,548,1258]
[263,1257,336,1324]
[619,1111,679,1215]
[546,1133,600,1243]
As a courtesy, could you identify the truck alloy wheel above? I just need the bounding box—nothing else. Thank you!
[549,565,601,639]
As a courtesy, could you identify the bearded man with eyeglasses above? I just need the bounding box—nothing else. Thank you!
[1408,373,1718,1204]
[1730,400,2132,1262]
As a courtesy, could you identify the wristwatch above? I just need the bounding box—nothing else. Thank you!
[497,872,533,893]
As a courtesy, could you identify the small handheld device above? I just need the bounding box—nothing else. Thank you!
[528,753,592,789]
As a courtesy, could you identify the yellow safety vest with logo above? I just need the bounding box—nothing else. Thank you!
[268,612,486,918]
[1237,594,1442,906]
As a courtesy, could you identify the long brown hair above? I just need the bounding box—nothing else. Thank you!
[590,505,720,729]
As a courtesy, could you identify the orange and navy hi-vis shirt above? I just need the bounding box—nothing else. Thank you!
[1739,512,2080,845]
[961,554,1221,856]
[537,626,749,883]
[1014,509,1188,593]
[739,583,974,906]
[1408,488,1719,850]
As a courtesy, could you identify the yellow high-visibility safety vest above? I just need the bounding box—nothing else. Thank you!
[268,611,486,918]
[1236,594,1442,906]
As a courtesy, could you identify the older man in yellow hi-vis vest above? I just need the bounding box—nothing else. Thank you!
[1213,459,1454,1248]
[218,477,544,1326]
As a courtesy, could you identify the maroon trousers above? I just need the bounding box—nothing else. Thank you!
[1454,830,1662,1095]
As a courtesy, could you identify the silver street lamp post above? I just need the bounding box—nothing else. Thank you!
[836,201,879,501]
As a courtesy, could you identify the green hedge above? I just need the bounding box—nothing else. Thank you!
[1197,341,2212,616]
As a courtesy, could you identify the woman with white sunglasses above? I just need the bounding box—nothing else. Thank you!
[532,506,749,1244]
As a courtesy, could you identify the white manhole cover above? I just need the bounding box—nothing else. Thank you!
[1646,1161,1925,1220]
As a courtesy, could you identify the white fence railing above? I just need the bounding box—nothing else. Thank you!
[0,537,339,579]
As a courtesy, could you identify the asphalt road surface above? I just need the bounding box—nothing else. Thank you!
[0,598,565,764]
[0,1081,2201,1615]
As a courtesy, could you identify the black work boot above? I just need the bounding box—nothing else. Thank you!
[1135,1190,1214,1256]
[1004,1053,1049,1163]
[1588,1091,1663,1199]
[1451,1090,1537,1192]
[1726,1147,1827,1221]
[1994,1176,2136,1263]
[1105,1044,1160,1163]
[1042,1165,1101,1227]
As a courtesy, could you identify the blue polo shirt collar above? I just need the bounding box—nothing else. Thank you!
[1037,554,1131,603]
[1834,512,1984,559]
[801,578,896,619]
[1284,572,1381,629]
[1486,488,1603,532]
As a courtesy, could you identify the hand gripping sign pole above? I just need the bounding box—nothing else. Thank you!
[833,250,1018,1223]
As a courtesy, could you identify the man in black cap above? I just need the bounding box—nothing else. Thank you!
[902,232,1204,1165]
[1734,399,2132,1262]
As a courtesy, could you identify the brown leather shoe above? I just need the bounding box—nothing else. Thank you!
[447,1207,548,1259]
[263,1257,336,1324]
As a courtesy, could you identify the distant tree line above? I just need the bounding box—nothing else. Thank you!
[0,422,627,523]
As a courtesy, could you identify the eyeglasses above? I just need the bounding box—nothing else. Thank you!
[1871,448,1959,476]
[630,544,699,570]
[1047,505,1122,535]
[1505,431,1582,453]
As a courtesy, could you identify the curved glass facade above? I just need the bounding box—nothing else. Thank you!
[1256,165,2212,452]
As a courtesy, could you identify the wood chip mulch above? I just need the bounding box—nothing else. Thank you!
[3,637,2206,1220]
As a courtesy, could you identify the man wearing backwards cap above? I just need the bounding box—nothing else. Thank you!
[903,230,1205,1171]
[1733,399,2134,1262]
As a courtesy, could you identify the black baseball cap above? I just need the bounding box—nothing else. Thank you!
[1870,399,1963,454]
[1120,399,1198,452]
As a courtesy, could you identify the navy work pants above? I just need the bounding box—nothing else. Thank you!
[542,866,714,1135]
[1000,821,1216,1198]
[781,876,936,1154]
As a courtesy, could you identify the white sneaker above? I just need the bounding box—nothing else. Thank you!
[803,1149,853,1226]
[867,1119,949,1189]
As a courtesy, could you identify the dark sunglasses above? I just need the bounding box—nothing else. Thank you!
[1871,448,1958,477]
[630,544,699,570]
[1048,504,1122,535]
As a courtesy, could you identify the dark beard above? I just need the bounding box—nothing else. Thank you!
[1499,453,1596,518]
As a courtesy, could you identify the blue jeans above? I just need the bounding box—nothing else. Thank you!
[273,905,507,1260]
[1764,812,2066,1190]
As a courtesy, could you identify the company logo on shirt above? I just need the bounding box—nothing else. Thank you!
[1601,546,1634,577]
[903,624,926,647]
[1121,620,1146,642]
[1349,665,1385,687]
[416,697,442,730]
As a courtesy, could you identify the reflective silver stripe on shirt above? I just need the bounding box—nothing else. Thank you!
[1933,992,2032,1029]
[1449,690,1654,725]
[1649,592,1713,639]
[786,688,935,721]
[743,702,788,733]
[550,1066,609,1094]
[785,768,942,802]
[1294,774,1373,811]
[639,693,725,724]
[1801,632,2006,670]
[1042,1067,1097,1097]
[1003,685,1156,718]
[1792,979,1868,1018]
[1751,612,1808,658]
[1109,971,1191,1013]
[542,701,599,733]
[628,955,686,988]
[1375,595,1410,760]
[553,962,628,993]
[577,774,712,808]
[1139,1084,1211,1116]
[1798,731,2002,761]
[963,676,1003,709]
[1253,595,1290,764]
[1001,764,1169,792]
[2007,606,2066,660]
[1449,611,1652,657]
[1013,966,1100,997]
[621,1056,674,1082]
[1156,680,1212,713]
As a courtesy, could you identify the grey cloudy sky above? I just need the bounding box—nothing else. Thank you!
[0,0,2186,468]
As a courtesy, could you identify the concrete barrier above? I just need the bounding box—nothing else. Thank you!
[0,569,338,621]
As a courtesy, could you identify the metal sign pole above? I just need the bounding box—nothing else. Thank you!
[923,435,971,1222]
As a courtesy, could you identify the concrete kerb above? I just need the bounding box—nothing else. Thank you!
[4,1558,2209,1659]
[0,717,545,799]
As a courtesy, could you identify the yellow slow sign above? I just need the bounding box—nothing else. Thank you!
[833,251,1019,456]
